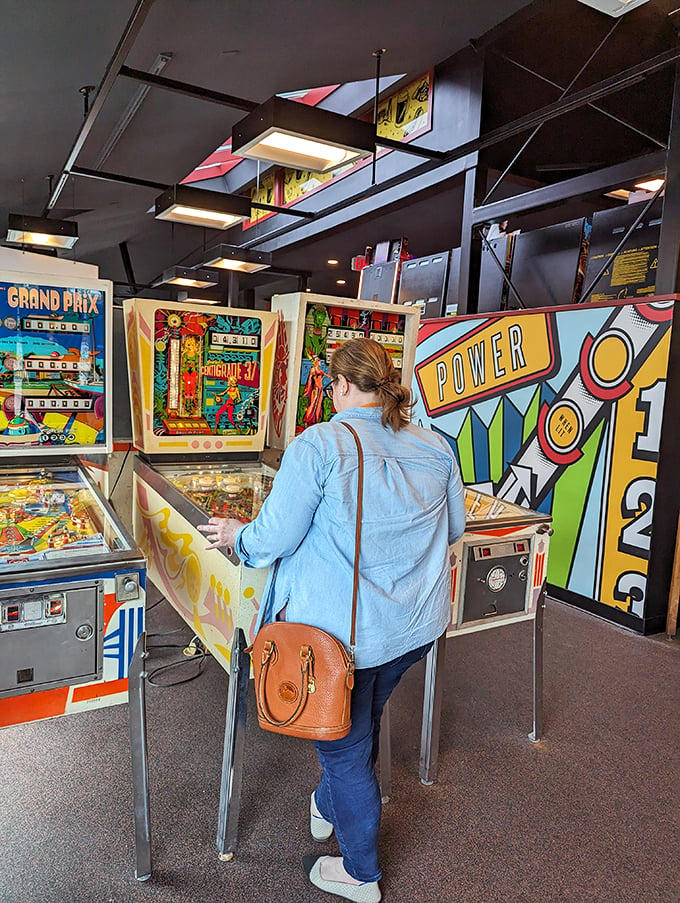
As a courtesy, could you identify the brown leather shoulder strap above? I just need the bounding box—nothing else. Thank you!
[340,422,363,654]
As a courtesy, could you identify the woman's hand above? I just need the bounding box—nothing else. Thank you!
[197,517,242,553]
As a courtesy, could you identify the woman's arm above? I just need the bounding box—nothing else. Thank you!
[446,458,467,545]
[198,435,325,567]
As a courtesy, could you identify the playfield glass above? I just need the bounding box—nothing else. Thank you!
[158,463,275,522]
[0,465,132,569]
[463,487,538,524]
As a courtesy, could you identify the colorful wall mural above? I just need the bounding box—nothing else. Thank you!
[412,298,674,621]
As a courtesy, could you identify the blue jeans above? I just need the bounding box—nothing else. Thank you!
[313,641,433,883]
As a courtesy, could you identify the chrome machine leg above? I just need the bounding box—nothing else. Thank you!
[529,585,546,743]
[216,628,250,860]
[419,632,447,785]
[128,632,152,881]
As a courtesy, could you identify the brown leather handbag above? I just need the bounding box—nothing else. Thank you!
[248,422,364,741]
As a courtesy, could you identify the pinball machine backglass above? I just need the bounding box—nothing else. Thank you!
[0,270,145,727]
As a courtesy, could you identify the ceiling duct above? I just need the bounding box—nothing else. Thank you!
[94,52,173,169]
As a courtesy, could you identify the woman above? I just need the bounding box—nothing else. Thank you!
[199,338,466,903]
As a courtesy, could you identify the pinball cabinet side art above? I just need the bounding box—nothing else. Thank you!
[0,270,146,728]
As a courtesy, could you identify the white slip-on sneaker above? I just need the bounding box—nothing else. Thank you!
[303,855,381,903]
[310,791,334,842]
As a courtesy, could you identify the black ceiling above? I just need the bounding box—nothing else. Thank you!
[1,0,678,300]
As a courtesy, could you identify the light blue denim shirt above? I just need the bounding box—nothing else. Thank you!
[235,406,466,668]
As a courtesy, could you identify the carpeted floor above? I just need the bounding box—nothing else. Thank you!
[0,590,678,903]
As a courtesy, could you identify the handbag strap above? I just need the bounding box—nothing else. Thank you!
[340,422,364,657]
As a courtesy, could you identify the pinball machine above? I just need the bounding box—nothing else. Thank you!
[0,269,145,729]
[124,298,280,670]
[124,291,421,876]
[415,485,552,786]
[126,293,422,665]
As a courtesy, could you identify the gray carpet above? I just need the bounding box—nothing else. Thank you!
[0,591,678,903]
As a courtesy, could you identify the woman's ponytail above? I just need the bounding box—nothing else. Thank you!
[330,338,413,431]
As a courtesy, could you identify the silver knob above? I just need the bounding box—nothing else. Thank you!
[75,624,94,641]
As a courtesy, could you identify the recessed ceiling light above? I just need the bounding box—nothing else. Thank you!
[634,178,665,192]
[327,258,339,266]
[336,279,346,285]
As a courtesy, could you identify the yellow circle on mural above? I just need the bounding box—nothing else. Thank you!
[547,403,580,450]
[244,586,255,599]
[592,334,629,383]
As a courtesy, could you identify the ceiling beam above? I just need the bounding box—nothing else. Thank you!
[72,165,167,191]
[241,48,675,253]
[471,150,666,224]
[119,65,258,112]
[69,165,315,219]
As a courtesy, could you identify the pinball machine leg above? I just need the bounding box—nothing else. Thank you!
[529,586,546,743]
[128,632,152,881]
[216,627,250,861]
[419,632,447,786]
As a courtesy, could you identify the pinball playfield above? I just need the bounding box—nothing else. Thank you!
[0,468,111,566]
[162,465,273,522]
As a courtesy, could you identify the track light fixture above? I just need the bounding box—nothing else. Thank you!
[153,265,220,288]
[231,96,377,173]
[202,244,272,273]
[576,0,650,16]
[154,184,251,229]
[6,213,79,249]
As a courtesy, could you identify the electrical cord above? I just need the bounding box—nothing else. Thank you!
[146,594,168,611]
[146,645,207,688]
[143,624,210,687]
[147,626,186,638]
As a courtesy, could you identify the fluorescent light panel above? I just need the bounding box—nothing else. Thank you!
[232,96,376,173]
[203,244,272,274]
[576,0,650,16]
[6,213,78,249]
[154,185,251,229]
[154,266,220,288]
[634,178,665,192]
